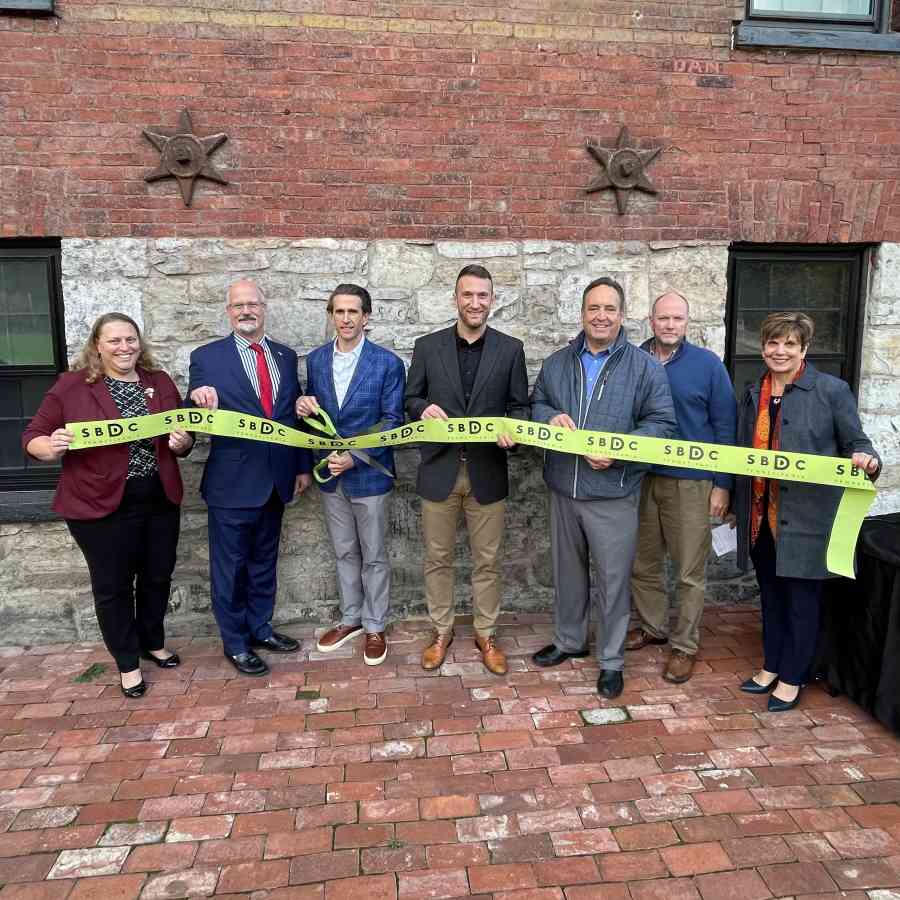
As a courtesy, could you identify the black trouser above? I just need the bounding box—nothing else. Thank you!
[67,475,180,673]
[750,522,824,686]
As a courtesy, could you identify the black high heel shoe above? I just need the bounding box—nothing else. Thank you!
[141,650,181,669]
[768,686,802,712]
[739,676,778,694]
[120,676,147,698]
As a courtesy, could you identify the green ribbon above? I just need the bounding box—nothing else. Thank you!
[67,409,877,578]
[302,409,396,484]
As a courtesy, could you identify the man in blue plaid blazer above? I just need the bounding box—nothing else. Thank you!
[297,284,406,666]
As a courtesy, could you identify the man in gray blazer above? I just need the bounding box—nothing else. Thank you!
[405,265,530,675]
[531,277,676,699]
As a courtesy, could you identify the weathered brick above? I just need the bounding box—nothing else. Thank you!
[289,850,360,885]
[551,827,618,855]
[661,841,734,876]
[614,822,679,850]
[141,868,218,899]
[759,861,839,895]
[695,869,774,900]
[218,859,290,893]
[468,862,537,892]
[398,868,469,899]
[47,847,130,880]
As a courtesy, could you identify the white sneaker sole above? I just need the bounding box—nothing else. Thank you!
[316,627,363,653]
[364,647,388,666]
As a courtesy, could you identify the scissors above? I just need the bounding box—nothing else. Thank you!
[303,408,395,485]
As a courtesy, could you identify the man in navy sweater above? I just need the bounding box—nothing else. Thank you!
[627,291,737,683]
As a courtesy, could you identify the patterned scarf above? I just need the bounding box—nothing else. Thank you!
[750,362,805,548]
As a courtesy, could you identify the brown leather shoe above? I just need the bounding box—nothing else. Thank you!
[364,632,388,667]
[664,649,695,683]
[475,634,508,676]
[625,628,668,651]
[316,623,363,653]
[421,632,453,671]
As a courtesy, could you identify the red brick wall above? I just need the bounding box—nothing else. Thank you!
[2,0,899,242]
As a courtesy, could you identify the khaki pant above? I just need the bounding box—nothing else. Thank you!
[630,475,712,656]
[421,462,505,639]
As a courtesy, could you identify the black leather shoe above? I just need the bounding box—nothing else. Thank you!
[739,676,778,694]
[249,631,300,653]
[141,651,181,669]
[532,644,590,668]
[768,689,801,713]
[120,678,147,698]
[225,651,270,676]
[597,669,624,699]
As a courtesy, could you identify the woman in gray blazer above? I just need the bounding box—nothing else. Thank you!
[733,312,881,712]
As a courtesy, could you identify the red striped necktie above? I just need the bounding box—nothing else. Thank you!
[249,342,274,417]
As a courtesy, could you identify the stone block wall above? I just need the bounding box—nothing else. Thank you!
[1,237,896,643]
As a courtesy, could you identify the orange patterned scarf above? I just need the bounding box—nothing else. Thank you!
[750,362,805,548]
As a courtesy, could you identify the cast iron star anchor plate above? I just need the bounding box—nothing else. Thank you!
[143,109,229,206]
[584,126,662,215]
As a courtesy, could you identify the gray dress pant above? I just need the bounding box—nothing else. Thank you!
[320,486,391,633]
[550,489,640,671]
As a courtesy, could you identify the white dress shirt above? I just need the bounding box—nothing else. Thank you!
[333,336,365,408]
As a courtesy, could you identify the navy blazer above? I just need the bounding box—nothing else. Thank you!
[305,338,406,497]
[188,335,311,509]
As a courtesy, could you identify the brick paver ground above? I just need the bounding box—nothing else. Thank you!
[1,607,899,900]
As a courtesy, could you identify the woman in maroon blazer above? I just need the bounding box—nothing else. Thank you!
[23,313,193,698]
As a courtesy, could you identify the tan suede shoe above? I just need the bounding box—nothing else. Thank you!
[421,632,453,671]
[475,634,508,676]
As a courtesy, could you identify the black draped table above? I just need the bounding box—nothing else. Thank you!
[816,512,900,735]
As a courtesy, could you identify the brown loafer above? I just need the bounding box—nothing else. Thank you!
[475,634,508,676]
[364,632,388,667]
[421,632,453,671]
[625,628,668,651]
[664,649,695,683]
[316,623,363,653]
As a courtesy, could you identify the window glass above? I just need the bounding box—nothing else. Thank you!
[727,248,863,397]
[0,244,64,489]
[733,259,850,357]
[751,0,872,15]
[0,259,55,366]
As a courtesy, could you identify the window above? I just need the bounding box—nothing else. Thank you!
[734,0,900,51]
[725,244,868,395]
[748,0,878,26]
[0,241,67,491]
[0,1,54,12]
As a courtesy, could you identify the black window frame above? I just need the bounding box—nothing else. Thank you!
[725,243,869,398]
[0,239,67,492]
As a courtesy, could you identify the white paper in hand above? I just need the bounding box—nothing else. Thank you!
[711,523,738,557]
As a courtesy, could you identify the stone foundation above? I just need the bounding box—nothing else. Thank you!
[1,238,896,643]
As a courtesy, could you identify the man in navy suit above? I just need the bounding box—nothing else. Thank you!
[297,284,405,666]
[189,279,312,677]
